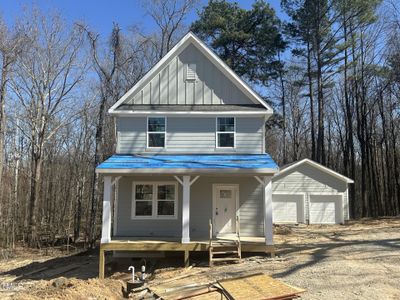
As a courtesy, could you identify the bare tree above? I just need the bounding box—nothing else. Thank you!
[0,18,24,193]
[10,12,86,246]
[80,23,147,246]
[141,0,198,60]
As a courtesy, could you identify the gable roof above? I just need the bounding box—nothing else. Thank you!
[275,158,354,183]
[109,32,273,115]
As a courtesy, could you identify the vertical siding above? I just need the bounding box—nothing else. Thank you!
[116,176,264,238]
[123,43,256,106]
[160,67,168,104]
[117,116,264,154]
[272,165,349,223]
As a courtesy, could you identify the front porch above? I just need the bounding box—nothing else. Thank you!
[96,154,278,279]
[99,236,275,279]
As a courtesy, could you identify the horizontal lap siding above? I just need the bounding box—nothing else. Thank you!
[117,117,263,154]
[190,177,264,238]
[116,176,264,239]
[116,176,182,237]
[272,165,349,223]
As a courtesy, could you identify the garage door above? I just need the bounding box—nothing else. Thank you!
[309,195,342,224]
[272,194,304,223]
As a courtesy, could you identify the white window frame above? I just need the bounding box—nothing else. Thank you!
[147,116,167,149]
[131,181,178,220]
[216,117,236,148]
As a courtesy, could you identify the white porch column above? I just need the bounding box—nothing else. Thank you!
[263,176,273,245]
[101,176,112,244]
[182,175,191,243]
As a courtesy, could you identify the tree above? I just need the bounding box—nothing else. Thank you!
[0,18,24,194]
[191,0,286,86]
[11,12,86,245]
[141,0,198,61]
[81,23,149,246]
[283,0,341,164]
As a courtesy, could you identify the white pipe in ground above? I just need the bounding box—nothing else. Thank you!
[128,266,135,282]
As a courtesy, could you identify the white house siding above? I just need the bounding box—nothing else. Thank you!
[115,176,264,239]
[272,164,349,223]
[117,116,264,154]
[123,44,255,106]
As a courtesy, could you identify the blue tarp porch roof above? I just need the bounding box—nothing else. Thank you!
[96,154,278,174]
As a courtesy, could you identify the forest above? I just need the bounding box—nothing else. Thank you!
[0,0,399,249]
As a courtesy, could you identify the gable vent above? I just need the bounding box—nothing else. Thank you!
[186,63,197,81]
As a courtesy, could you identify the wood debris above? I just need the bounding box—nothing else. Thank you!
[218,273,305,300]
[144,271,305,300]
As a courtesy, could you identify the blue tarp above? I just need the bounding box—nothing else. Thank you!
[96,154,278,170]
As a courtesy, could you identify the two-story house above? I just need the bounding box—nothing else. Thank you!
[96,32,279,278]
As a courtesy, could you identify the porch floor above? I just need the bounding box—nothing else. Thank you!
[99,236,275,278]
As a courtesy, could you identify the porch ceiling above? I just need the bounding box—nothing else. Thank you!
[96,154,278,175]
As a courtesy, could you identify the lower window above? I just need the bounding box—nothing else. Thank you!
[132,182,177,219]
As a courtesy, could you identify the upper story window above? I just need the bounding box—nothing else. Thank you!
[216,117,235,148]
[147,117,166,148]
[186,63,197,81]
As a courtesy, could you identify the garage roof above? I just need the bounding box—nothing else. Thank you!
[277,159,354,183]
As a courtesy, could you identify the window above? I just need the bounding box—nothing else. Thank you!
[186,63,197,81]
[132,182,177,219]
[216,117,235,148]
[134,184,153,217]
[147,117,166,148]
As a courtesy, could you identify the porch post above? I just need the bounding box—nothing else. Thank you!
[182,175,191,243]
[263,176,273,245]
[101,176,112,244]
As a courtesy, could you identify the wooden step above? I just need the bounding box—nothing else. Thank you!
[212,251,239,255]
[209,236,242,266]
[211,257,241,262]
[211,241,237,245]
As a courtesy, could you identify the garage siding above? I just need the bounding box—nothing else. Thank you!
[272,164,349,223]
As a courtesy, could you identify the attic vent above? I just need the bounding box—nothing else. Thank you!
[186,63,197,81]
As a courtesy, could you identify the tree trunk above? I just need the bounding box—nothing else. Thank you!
[306,40,316,160]
[0,55,9,191]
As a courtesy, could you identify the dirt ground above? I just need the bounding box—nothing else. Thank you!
[1,218,399,299]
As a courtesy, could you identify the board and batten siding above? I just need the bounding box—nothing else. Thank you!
[123,44,254,106]
[117,116,264,154]
[115,176,265,238]
[272,164,349,221]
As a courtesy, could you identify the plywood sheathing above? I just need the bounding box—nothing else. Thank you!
[218,273,305,300]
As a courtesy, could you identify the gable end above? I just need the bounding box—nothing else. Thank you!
[109,32,273,115]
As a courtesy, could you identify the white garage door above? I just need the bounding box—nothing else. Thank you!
[309,195,342,224]
[272,194,304,223]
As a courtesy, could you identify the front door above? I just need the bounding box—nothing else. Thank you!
[213,185,238,236]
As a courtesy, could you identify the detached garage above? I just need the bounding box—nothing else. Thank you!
[272,159,354,224]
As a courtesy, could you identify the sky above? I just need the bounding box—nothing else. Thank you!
[0,0,284,36]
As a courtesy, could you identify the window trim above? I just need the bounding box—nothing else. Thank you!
[215,117,236,149]
[147,116,167,149]
[131,181,178,220]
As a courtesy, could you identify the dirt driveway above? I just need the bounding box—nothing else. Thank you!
[1,218,399,299]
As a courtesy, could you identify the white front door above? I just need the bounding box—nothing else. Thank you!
[213,185,238,236]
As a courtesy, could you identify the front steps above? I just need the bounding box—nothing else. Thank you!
[209,239,242,266]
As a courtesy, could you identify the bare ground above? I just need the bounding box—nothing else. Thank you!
[1,218,399,299]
